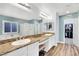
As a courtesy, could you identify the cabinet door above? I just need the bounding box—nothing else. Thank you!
[50,36,55,46]
[27,42,39,56]
[4,46,28,56]
[48,37,52,50]
[47,36,55,51]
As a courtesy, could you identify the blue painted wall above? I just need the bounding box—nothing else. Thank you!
[59,16,64,42]
[59,12,78,42]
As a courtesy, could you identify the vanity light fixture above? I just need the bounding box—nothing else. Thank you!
[11,3,31,12]
[18,3,31,9]
[40,10,49,19]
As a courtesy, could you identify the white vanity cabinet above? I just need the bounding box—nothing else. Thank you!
[4,46,28,56]
[27,42,39,56]
[4,42,39,56]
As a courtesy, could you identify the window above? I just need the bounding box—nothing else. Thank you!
[4,22,11,32]
[3,20,18,34]
[12,23,17,32]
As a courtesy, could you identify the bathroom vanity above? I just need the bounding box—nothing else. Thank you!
[0,32,56,56]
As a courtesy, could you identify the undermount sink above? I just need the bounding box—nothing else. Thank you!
[44,34,52,36]
[12,39,31,46]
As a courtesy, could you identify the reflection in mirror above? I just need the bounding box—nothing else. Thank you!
[45,22,54,31]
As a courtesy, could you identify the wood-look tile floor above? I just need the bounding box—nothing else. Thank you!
[46,43,79,56]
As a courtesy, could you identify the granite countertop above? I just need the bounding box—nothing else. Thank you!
[0,32,55,56]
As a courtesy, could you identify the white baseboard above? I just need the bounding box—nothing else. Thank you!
[74,43,79,47]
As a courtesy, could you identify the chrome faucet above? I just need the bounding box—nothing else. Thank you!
[19,36,23,40]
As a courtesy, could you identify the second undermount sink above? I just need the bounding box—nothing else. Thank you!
[12,39,31,46]
[44,34,52,36]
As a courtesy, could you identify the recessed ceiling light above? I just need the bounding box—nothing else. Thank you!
[66,4,70,14]
[66,11,70,13]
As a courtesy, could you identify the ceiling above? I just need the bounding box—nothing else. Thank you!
[30,3,79,16]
